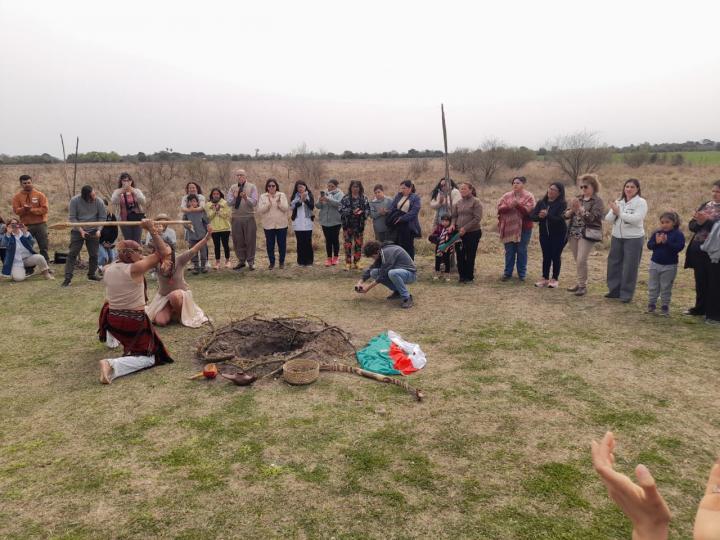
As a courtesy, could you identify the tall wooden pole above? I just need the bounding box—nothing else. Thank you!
[441,104,452,214]
[72,136,79,196]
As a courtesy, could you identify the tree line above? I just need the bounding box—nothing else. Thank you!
[1,136,716,169]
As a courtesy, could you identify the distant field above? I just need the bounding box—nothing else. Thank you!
[613,150,720,165]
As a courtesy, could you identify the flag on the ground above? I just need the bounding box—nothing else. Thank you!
[356,331,427,376]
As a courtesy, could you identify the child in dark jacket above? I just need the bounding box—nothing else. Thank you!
[183,194,210,274]
[646,211,686,315]
[429,214,454,281]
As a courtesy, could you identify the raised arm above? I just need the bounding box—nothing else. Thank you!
[131,219,170,277]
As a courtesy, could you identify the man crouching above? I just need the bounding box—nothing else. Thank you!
[354,240,416,309]
[98,219,173,384]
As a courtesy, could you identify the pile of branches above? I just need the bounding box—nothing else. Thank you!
[196,315,423,401]
[196,315,357,380]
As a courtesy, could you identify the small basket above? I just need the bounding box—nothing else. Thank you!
[283,359,320,386]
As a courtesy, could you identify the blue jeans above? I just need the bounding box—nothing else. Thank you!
[370,268,416,299]
[98,245,116,268]
[264,227,288,265]
[504,228,532,278]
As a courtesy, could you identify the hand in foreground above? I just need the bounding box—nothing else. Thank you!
[694,458,720,540]
[141,218,156,232]
[591,432,671,540]
[694,211,709,225]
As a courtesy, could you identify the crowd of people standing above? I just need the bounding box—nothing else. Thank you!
[2,169,720,322]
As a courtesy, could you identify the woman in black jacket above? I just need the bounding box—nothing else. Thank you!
[683,179,720,319]
[530,182,567,288]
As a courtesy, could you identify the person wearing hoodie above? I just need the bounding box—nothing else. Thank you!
[530,182,568,288]
[605,178,648,303]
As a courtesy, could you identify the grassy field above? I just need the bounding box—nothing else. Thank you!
[1,160,719,538]
[614,150,720,165]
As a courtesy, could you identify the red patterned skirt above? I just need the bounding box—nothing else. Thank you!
[98,303,173,365]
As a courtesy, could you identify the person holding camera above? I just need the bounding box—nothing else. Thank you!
[111,172,146,243]
[317,179,344,267]
[1,218,55,281]
[290,180,315,267]
[354,240,416,309]
[226,169,258,270]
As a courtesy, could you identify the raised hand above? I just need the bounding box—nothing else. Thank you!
[694,458,720,540]
[591,432,671,540]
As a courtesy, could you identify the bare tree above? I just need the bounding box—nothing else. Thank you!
[286,143,328,189]
[214,160,233,188]
[406,158,430,181]
[468,139,506,183]
[503,147,536,170]
[548,131,612,184]
[184,158,210,186]
[449,147,473,174]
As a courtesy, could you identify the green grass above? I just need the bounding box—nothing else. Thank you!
[614,150,720,165]
[0,247,717,539]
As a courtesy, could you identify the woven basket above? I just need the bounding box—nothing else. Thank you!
[283,359,320,385]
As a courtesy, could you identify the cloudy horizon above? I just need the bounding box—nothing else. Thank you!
[2,0,719,156]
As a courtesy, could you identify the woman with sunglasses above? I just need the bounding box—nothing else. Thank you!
[605,178,648,303]
[257,178,289,269]
[564,174,605,296]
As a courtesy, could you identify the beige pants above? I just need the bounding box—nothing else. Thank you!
[568,236,594,288]
[10,254,49,281]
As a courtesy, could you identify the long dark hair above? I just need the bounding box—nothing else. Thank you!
[542,182,566,204]
[291,180,312,201]
[431,177,457,200]
[620,178,641,201]
[208,187,224,201]
[117,172,134,188]
[400,179,416,194]
[185,181,203,195]
[348,180,365,198]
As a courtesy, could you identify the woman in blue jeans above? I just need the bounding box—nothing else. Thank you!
[497,176,536,281]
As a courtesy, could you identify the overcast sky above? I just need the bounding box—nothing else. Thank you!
[1,0,719,156]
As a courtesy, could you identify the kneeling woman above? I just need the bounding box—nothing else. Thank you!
[146,227,212,327]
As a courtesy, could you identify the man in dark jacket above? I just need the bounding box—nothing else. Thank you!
[354,240,416,308]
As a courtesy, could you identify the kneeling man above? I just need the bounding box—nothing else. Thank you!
[354,241,416,309]
[98,219,173,384]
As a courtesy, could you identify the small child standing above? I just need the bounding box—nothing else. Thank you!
[183,194,210,274]
[646,211,685,316]
[429,214,455,281]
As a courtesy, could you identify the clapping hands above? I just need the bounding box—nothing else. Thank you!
[593,431,720,540]
[591,432,671,540]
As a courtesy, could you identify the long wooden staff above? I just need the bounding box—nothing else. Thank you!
[49,220,191,230]
[441,104,452,216]
[320,362,424,402]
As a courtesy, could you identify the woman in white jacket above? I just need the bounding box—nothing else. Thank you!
[604,178,648,303]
